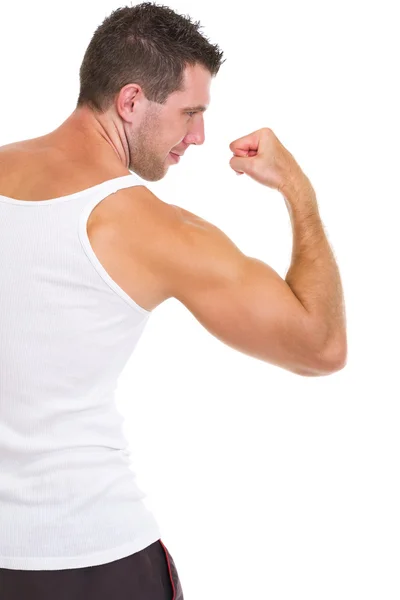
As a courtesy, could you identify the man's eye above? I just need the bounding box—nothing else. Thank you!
[187,111,197,117]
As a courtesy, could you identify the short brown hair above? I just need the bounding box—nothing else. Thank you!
[76,2,226,113]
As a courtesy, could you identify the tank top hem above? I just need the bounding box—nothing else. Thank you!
[0,526,162,571]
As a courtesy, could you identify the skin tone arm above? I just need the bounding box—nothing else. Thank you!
[281,176,347,374]
[121,128,346,377]
[229,128,346,375]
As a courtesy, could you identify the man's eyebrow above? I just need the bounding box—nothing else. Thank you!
[182,105,208,112]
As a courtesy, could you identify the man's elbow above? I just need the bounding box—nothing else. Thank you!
[291,337,347,378]
[313,336,348,376]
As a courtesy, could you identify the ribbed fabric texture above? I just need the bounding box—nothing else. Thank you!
[0,174,162,570]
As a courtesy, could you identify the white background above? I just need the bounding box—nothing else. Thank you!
[0,1,399,598]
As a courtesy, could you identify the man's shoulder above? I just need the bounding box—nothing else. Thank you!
[115,183,182,230]
[114,184,215,274]
[116,182,211,235]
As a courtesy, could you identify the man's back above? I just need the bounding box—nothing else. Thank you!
[0,143,167,569]
[0,138,171,313]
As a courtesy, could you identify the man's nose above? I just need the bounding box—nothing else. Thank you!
[186,121,205,146]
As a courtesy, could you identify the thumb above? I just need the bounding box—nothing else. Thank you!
[229,154,246,174]
[229,151,256,174]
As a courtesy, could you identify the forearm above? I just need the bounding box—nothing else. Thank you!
[281,177,347,361]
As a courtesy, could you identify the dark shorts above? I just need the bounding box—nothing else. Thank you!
[0,539,184,600]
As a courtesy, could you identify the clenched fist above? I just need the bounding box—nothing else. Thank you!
[229,127,308,194]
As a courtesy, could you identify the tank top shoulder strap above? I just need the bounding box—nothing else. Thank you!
[96,173,144,197]
[76,171,151,316]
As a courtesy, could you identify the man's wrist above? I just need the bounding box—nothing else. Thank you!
[280,174,316,205]
[280,171,313,197]
[280,177,320,226]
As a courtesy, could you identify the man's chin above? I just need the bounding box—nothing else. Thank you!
[129,161,168,182]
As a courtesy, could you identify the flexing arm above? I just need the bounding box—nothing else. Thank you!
[129,184,345,377]
[123,129,346,377]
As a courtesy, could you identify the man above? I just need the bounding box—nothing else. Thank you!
[0,2,346,598]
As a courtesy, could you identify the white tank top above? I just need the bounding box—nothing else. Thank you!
[0,173,162,570]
